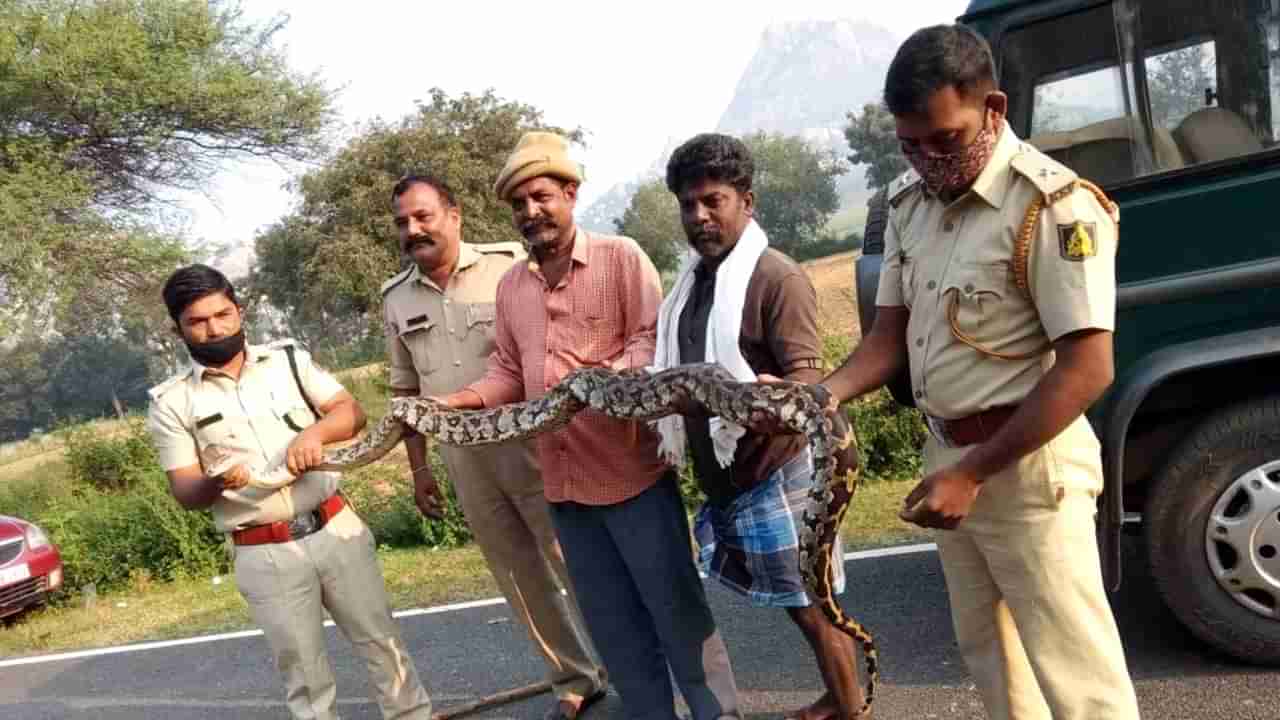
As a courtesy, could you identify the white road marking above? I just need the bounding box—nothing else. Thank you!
[0,543,937,669]
[57,694,469,710]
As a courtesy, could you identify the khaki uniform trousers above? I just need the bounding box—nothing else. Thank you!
[234,505,432,720]
[440,442,606,702]
[928,416,1141,720]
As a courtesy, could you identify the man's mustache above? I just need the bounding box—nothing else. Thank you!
[691,226,721,242]
[522,219,554,235]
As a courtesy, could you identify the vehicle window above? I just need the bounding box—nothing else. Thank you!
[1137,0,1279,169]
[1145,40,1217,131]
[1001,0,1280,186]
[1001,3,1152,186]
[1032,66,1130,136]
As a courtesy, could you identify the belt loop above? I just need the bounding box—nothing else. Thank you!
[925,414,949,448]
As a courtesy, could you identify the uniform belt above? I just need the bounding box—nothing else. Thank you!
[925,406,1018,448]
[232,494,345,546]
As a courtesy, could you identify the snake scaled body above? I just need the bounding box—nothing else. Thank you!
[252,363,877,716]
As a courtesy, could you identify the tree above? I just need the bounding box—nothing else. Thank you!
[614,179,686,277]
[247,214,374,363]
[0,0,335,332]
[45,334,153,421]
[253,88,584,349]
[742,132,845,258]
[0,334,54,441]
[0,329,152,441]
[844,102,910,191]
[1148,43,1215,130]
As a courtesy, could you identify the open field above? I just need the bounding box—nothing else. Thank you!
[1,250,866,484]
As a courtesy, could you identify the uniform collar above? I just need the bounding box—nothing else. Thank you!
[189,343,268,385]
[965,119,1021,210]
[409,241,477,292]
[456,242,482,272]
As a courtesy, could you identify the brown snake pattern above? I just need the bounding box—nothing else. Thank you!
[252,363,878,716]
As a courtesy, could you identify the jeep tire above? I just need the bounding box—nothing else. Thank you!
[1145,395,1280,665]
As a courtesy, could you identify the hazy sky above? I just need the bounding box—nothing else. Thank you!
[177,0,969,270]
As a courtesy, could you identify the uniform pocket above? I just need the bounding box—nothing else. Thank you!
[398,320,440,376]
[274,404,316,433]
[460,302,497,361]
[465,302,496,330]
[192,412,252,474]
[942,262,1012,351]
[900,256,918,308]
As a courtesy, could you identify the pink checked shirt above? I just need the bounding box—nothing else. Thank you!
[467,228,669,505]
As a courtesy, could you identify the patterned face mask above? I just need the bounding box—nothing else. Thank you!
[904,118,1001,198]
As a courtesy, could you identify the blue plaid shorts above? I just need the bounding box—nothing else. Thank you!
[693,449,846,607]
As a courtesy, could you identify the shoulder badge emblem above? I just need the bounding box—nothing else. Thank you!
[1059,221,1097,261]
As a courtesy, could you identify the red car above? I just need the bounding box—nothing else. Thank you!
[0,515,63,620]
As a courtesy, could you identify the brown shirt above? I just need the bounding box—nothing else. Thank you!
[678,248,824,505]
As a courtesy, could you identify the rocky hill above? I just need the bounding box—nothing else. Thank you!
[580,18,899,233]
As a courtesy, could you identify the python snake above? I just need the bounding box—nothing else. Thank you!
[252,363,878,716]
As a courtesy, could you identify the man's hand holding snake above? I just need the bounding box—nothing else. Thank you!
[200,444,251,491]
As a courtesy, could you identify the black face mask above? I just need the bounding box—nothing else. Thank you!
[186,330,246,367]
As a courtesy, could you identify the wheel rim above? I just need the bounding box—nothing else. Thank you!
[1205,460,1280,620]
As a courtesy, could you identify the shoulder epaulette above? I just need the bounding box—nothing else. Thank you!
[380,267,413,296]
[1009,145,1078,203]
[147,372,187,401]
[887,168,922,207]
[473,241,524,256]
[1008,146,1118,302]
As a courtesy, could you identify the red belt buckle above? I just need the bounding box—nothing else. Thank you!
[270,522,291,544]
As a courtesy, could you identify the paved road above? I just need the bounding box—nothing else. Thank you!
[2,539,1277,719]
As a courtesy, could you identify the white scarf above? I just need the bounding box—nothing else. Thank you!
[650,219,769,468]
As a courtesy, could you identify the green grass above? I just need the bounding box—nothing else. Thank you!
[0,417,131,469]
[0,477,928,659]
[0,545,497,657]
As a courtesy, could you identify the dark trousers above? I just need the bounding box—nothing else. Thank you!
[549,472,740,720]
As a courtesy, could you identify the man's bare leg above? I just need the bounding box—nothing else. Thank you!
[785,605,865,720]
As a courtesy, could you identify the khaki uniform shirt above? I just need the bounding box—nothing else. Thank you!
[381,241,526,393]
[876,121,1118,420]
[381,241,538,489]
[145,341,346,533]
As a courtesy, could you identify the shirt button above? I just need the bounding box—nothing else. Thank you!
[454,360,462,367]
[443,299,451,305]
[927,280,937,290]
[916,338,924,347]
[964,283,975,293]
[915,389,924,399]
[944,221,955,232]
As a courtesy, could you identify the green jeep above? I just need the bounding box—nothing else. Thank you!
[856,0,1280,665]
